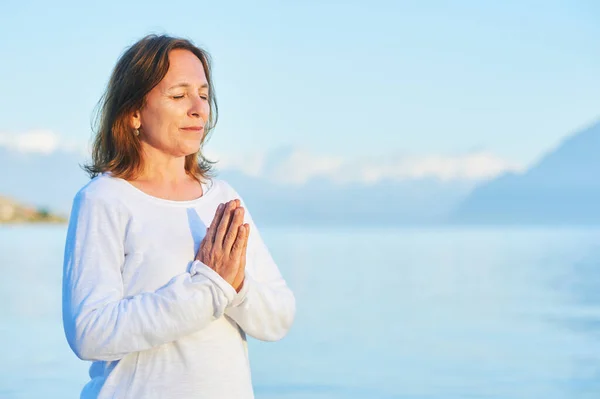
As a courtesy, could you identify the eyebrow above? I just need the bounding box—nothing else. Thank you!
[167,82,209,90]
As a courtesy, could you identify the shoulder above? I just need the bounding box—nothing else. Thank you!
[209,177,241,198]
[67,175,130,238]
[208,177,253,209]
[209,177,255,217]
[72,174,129,208]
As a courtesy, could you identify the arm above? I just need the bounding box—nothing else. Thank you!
[62,192,237,362]
[224,196,296,342]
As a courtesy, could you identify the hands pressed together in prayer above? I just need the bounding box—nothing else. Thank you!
[196,199,249,292]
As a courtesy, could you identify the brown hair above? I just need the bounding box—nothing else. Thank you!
[84,34,218,182]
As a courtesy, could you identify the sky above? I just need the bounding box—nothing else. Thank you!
[1,0,600,181]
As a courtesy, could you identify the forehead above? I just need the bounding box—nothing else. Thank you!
[161,49,208,85]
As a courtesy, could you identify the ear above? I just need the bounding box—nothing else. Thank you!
[130,109,142,130]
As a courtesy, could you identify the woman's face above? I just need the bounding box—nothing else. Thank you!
[133,49,211,158]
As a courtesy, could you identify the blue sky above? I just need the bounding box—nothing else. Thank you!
[1,0,599,177]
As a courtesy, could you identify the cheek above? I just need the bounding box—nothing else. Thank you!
[140,101,163,128]
[142,102,182,132]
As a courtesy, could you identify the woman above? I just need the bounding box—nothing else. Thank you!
[62,34,296,399]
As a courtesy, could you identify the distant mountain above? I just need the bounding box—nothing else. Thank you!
[452,121,600,225]
[218,170,475,227]
[0,147,474,226]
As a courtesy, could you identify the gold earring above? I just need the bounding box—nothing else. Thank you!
[134,128,140,136]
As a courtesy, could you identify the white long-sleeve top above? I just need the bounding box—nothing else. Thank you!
[62,173,295,399]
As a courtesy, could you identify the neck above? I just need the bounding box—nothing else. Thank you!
[137,144,190,184]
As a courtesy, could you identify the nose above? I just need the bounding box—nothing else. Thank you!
[188,94,208,122]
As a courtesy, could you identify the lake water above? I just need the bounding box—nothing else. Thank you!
[1,225,600,398]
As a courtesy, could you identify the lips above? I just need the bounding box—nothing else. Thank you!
[181,127,204,131]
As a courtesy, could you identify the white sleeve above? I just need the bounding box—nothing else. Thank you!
[62,191,237,362]
[224,194,296,342]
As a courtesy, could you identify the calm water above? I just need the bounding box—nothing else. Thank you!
[1,225,600,398]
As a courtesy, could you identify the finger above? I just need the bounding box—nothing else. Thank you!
[230,223,247,260]
[214,200,237,250]
[240,223,249,268]
[224,199,241,232]
[206,202,226,245]
[232,226,248,291]
[206,203,226,245]
[234,223,249,292]
[223,207,245,255]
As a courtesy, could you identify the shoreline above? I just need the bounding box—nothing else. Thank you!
[0,196,67,224]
